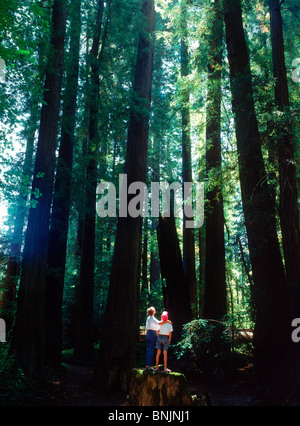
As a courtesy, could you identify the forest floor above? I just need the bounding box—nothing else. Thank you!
[41,360,263,406]
[25,343,300,407]
[44,363,128,406]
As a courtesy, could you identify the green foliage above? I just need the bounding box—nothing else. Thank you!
[0,346,48,406]
[174,318,247,377]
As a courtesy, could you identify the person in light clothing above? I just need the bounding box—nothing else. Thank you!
[156,311,173,372]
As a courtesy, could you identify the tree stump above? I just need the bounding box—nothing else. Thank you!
[128,369,210,406]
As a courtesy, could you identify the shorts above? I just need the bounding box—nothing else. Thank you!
[156,334,169,351]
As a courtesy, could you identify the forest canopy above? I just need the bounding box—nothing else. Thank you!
[0,0,300,405]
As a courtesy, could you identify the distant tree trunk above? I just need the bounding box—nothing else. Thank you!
[149,137,161,292]
[203,0,227,321]
[198,163,206,318]
[75,33,90,261]
[150,247,160,291]
[95,0,156,391]
[141,219,148,292]
[0,106,37,334]
[45,0,82,366]
[10,0,67,377]
[198,226,205,317]
[74,0,105,362]
[180,3,197,317]
[224,0,289,399]
[157,212,193,341]
[268,0,300,389]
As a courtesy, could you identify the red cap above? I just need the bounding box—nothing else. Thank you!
[161,311,168,321]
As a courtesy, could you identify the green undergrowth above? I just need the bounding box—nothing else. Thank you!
[0,345,49,406]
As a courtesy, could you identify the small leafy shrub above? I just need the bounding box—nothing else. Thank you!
[174,319,233,376]
[0,346,48,406]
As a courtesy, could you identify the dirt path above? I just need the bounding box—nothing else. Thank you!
[45,363,128,406]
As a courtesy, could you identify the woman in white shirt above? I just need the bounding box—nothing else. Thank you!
[155,311,173,372]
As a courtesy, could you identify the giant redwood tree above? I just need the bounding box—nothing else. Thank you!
[95,0,156,391]
[268,0,300,388]
[10,0,67,377]
[223,0,289,398]
[45,0,82,367]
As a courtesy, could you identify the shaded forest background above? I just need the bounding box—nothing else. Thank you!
[0,0,300,405]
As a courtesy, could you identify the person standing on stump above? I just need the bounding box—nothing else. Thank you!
[145,307,171,369]
[156,311,173,372]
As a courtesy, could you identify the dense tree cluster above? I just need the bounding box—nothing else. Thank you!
[0,0,299,403]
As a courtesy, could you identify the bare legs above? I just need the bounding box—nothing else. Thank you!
[155,348,161,370]
[156,349,170,372]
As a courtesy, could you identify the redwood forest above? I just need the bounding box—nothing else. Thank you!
[0,0,300,408]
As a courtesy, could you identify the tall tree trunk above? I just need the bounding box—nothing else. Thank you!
[0,106,37,334]
[203,0,227,321]
[149,82,161,291]
[157,212,193,341]
[95,0,156,391]
[150,246,160,291]
[75,33,90,261]
[141,219,149,292]
[224,0,289,399]
[268,0,300,389]
[74,0,105,362]
[149,138,160,292]
[198,161,206,318]
[10,0,67,377]
[180,2,197,317]
[45,0,82,366]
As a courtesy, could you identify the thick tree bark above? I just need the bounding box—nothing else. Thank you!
[224,0,289,398]
[268,0,300,389]
[10,0,67,377]
[203,0,227,321]
[45,0,82,366]
[95,0,156,391]
[268,1,300,301]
